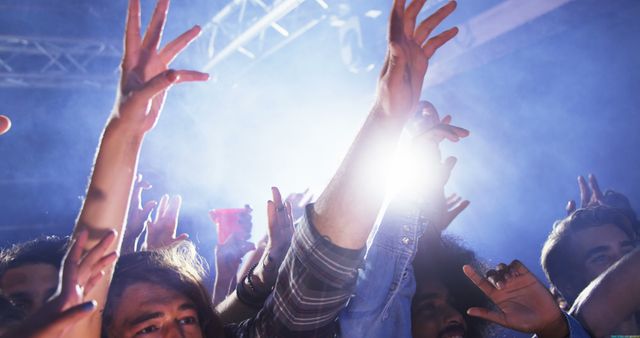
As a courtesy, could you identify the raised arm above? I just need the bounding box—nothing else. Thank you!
[69,0,208,334]
[463,260,593,338]
[570,248,640,337]
[228,1,459,336]
[311,0,459,250]
[215,187,294,323]
[339,102,469,338]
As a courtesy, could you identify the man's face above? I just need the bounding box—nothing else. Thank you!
[572,223,636,282]
[109,282,203,338]
[0,263,58,314]
[412,277,467,338]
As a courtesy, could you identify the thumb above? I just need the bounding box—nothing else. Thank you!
[467,307,507,327]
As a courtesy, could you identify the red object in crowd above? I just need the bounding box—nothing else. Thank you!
[0,115,11,135]
[209,205,253,244]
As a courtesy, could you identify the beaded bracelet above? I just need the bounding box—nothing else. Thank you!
[235,263,271,309]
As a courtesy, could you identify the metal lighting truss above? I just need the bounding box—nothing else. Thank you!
[0,0,587,88]
[0,35,121,89]
[201,0,330,76]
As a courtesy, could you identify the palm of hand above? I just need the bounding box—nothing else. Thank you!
[378,15,428,120]
[146,215,174,248]
[121,52,169,128]
[465,262,565,334]
[377,0,458,120]
[144,195,188,250]
[115,0,207,133]
[490,276,560,332]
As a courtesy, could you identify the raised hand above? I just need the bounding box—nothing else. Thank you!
[143,194,189,250]
[566,174,604,215]
[216,234,256,274]
[122,174,157,253]
[376,0,458,120]
[1,230,118,338]
[52,230,118,311]
[436,193,470,230]
[266,187,295,260]
[408,101,470,233]
[113,0,208,134]
[463,261,569,338]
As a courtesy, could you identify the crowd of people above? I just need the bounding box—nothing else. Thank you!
[0,0,638,337]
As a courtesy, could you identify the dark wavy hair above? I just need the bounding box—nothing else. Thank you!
[0,236,67,281]
[0,295,25,332]
[412,234,493,337]
[541,205,636,309]
[102,242,226,338]
[600,189,640,235]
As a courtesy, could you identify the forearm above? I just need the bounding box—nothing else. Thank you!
[75,119,144,246]
[216,245,281,322]
[571,248,640,337]
[215,292,258,324]
[213,263,241,306]
[236,238,267,283]
[234,210,364,336]
[67,119,144,336]
[313,108,405,249]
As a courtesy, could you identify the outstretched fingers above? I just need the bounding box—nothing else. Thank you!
[165,195,183,235]
[588,174,603,202]
[134,69,208,107]
[123,0,142,70]
[445,200,470,225]
[160,25,202,64]
[566,199,576,215]
[267,200,277,232]
[423,27,458,58]
[78,230,117,275]
[463,264,495,297]
[141,0,170,52]
[415,1,457,44]
[404,0,427,37]
[67,230,89,269]
[578,175,589,207]
[389,0,407,42]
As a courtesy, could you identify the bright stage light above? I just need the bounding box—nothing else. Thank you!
[384,135,445,201]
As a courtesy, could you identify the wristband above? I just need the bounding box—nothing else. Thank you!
[235,263,271,309]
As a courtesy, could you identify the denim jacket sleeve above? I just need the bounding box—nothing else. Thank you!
[339,201,427,338]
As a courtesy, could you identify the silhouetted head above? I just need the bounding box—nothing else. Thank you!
[103,242,225,338]
[412,235,492,338]
[0,236,67,314]
[542,206,637,309]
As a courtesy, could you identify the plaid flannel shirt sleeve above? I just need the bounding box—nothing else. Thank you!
[229,204,365,338]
